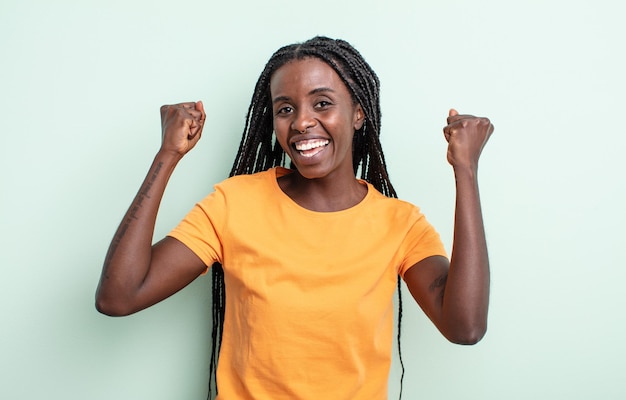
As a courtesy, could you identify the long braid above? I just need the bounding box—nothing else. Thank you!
[209,36,404,399]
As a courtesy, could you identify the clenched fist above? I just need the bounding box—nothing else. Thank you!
[443,109,494,171]
[160,101,206,156]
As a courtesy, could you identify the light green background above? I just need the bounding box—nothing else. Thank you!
[1,0,624,399]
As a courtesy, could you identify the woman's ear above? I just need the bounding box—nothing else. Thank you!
[353,104,365,130]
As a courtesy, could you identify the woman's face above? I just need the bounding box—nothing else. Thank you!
[270,57,364,181]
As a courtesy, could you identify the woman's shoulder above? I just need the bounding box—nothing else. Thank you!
[365,184,426,220]
[195,168,280,210]
[216,167,282,190]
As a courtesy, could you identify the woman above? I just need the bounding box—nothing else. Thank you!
[96,36,493,399]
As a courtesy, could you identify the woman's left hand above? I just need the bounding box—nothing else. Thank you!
[443,109,494,171]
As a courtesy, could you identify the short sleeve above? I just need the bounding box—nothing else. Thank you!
[167,186,227,271]
[397,208,448,278]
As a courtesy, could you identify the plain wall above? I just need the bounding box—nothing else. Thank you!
[1,0,624,399]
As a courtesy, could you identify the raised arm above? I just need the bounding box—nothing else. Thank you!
[404,109,493,344]
[95,102,209,316]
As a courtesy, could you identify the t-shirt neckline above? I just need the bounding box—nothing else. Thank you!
[270,167,373,216]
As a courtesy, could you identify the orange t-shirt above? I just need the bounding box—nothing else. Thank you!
[168,167,447,399]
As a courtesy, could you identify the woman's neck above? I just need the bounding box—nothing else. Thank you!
[277,170,367,212]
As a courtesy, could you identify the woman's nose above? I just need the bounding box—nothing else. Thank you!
[291,111,315,133]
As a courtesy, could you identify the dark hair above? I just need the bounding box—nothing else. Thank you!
[209,36,404,399]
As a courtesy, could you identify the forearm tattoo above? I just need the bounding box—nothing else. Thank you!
[102,162,164,275]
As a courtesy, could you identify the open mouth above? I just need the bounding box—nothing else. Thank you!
[294,139,329,158]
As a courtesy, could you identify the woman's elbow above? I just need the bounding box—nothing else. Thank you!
[444,322,488,345]
[95,293,135,317]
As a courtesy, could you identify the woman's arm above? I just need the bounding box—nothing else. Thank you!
[404,109,493,344]
[95,102,208,316]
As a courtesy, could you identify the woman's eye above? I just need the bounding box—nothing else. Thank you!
[316,101,331,109]
[277,106,293,115]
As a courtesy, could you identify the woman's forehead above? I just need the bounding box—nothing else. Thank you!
[269,57,348,96]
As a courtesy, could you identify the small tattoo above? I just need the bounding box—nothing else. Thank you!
[102,162,164,272]
[429,273,448,302]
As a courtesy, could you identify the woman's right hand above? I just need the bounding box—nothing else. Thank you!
[96,100,208,316]
[159,101,206,156]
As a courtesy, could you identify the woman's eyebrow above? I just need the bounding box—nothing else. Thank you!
[309,87,335,96]
[272,95,291,104]
[272,87,336,105]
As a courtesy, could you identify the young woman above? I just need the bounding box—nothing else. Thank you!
[96,36,493,399]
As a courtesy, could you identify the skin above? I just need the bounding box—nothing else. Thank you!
[270,58,366,212]
[95,102,208,315]
[95,57,493,345]
[404,109,493,344]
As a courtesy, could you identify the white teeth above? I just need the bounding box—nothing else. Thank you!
[299,147,324,158]
[295,139,329,151]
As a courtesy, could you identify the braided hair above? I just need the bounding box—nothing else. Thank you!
[209,36,405,398]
